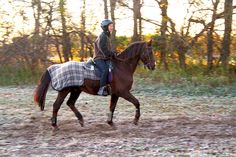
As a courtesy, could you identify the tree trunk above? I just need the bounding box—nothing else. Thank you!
[132,0,142,41]
[220,0,233,68]
[173,34,187,69]
[31,0,42,69]
[103,0,109,19]
[80,0,86,61]
[110,0,117,49]
[45,2,63,63]
[207,0,219,70]
[59,0,71,62]
[138,0,143,40]
[178,51,186,69]
[158,0,168,70]
[207,28,214,70]
[32,0,41,36]
[55,40,63,63]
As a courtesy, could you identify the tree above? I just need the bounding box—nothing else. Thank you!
[207,0,220,70]
[220,0,233,68]
[31,0,47,69]
[132,0,142,41]
[32,0,42,35]
[103,0,109,19]
[156,0,169,70]
[117,0,143,41]
[109,0,117,49]
[45,0,64,63]
[168,0,235,69]
[59,0,72,62]
[80,0,86,61]
[171,32,188,69]
[0,3,14,47]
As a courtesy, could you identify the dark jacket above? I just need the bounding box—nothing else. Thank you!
[93,31,113,60]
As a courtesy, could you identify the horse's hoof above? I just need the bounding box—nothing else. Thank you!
[107,120,113,126]
[107,121,117,129]
[133,120,138,125]
[53,126,59,131]
[79,120,84,127]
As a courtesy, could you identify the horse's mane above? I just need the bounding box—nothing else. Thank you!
[117,41,146,60]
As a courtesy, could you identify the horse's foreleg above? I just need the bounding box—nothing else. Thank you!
[51,90,69,129]
[122,92,140,125]
[107,94,119,126]
[66,90,84,127]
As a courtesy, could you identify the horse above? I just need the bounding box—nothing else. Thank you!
[34,40,156,129]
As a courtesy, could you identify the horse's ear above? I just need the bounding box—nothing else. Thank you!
[147,39,153,46]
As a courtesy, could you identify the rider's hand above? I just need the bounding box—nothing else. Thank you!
[110,51,117,59]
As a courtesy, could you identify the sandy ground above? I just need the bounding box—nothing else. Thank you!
[0,84,236,157]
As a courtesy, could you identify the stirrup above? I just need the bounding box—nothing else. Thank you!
[97,87,108,96]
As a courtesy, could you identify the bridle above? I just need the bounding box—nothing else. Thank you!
[113,42,155,66]
[141,43,155,68]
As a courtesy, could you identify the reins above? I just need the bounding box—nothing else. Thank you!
[113,57,126,62]
[141,45,155,67]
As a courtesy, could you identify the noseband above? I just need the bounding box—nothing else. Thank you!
[141,44,155,67]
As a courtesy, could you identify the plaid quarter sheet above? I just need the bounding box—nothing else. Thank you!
[47,61,99,91]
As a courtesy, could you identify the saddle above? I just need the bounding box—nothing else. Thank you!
[83,58,97,72]
[84,58,113,95]
[83,58,113,83]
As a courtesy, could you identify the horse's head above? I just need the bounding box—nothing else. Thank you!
[140,40,156,70]
[117,40,156,70]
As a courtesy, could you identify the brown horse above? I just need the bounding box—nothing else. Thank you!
[34,40,155,129]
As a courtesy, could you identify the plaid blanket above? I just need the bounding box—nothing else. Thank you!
[47,61,99,91]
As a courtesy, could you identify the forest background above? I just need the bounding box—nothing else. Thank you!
[0,0,235,87]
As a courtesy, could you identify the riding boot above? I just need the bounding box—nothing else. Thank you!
[97,86,108,96]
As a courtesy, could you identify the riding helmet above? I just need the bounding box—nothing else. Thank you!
[101,19,113,31]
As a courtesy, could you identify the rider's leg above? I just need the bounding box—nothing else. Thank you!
[95,59,109,96]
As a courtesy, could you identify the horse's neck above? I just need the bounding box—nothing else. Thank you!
[116,44,143,74]
[114,57,139,77]
[126,55,140,74]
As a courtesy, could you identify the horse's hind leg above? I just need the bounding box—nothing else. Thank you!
[51,89,69,129]
[66,89,84,127]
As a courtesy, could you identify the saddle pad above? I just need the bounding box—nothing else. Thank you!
[47,61,99,91]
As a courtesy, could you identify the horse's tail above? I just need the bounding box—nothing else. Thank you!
[34,70,51,111]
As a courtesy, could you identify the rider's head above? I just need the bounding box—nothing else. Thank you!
[101,19,113,33]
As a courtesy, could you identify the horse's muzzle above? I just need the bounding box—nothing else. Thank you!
[146,62,156,70]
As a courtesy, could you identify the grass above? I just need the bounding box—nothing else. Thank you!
[134,64,236,97]
[1,63,236,97]
[0,65,43,86]
[135,63,236,86]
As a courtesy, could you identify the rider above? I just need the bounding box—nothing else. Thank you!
[93,19,116,96]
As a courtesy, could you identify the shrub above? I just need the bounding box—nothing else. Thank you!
[0,65,43,86]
